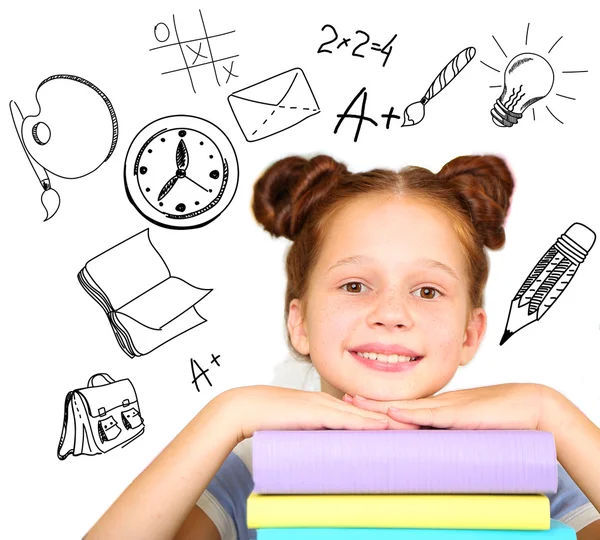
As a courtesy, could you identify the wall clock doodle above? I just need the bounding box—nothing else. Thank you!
[124,114,239,229]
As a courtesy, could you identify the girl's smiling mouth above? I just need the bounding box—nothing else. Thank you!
[349,343,423,372]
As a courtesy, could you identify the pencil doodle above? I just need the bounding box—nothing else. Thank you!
[482,23,588,126]
[124,115,239,229]
[500,223,596,345]
[228,68,320,142]
[78,229,212,357]
[402,47,476,127]
[57,373,144,460]
[317,24,397,67]
[191,354,221,392]
[9,75,118,220]
[149,9,238,93]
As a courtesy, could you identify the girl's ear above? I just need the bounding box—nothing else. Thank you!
[459,307,487,367]
[287,298,310,355]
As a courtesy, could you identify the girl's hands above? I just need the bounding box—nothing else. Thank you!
[221,385,419,443]
[343,383,549,431]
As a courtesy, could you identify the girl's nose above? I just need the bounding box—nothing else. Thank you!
[366,289,413,329]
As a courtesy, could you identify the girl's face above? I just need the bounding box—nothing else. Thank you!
[288,193,486,401]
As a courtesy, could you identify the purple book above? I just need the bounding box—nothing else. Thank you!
[252,430,558,495]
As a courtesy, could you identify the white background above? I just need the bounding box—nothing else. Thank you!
[2,0,599,537]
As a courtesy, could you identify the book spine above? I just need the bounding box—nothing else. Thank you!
[247,493,550,530]
[252,430,557,494]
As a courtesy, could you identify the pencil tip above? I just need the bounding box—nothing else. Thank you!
[499,329,513,346]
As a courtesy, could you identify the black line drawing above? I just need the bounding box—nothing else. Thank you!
[334,86,378,142]
[9,101,60,221]
[8,74,118,220]
[402,47,476,127]
[228,68,320,142]
[57,373,144,460]
[78,229,212,357]
[491,52,554,127]
[124,115,239,229]
[149,9,238,93]
[191,354,221,392]
[500,223,596,345]
[317,24,397,67]
[482,24,588,126]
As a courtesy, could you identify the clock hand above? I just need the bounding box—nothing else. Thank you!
[158,140,189,201]
[158,175,180,201]
[176,139,188,171]
[184,175,210,193]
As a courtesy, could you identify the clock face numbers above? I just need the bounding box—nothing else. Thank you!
[124,115,239,229]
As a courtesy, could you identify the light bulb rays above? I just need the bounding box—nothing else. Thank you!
[481,24,587,127]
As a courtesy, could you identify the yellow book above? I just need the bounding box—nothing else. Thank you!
[247,493,550,530]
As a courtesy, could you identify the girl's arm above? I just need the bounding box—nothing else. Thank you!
[541,387,600,513]
[84,384,393,539]
[84,391,239,540]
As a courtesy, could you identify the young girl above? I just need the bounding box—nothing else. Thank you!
[85,154,600,540]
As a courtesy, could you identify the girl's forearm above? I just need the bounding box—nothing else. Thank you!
[85,391,240,540]
[542,387,600,513]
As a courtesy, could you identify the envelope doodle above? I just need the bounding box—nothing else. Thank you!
[228,67,320,142]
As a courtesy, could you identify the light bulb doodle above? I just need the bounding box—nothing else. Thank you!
[481,24,588,126]
[491,53,554,127]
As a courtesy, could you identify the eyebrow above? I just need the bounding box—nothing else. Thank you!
[326,255,459,280]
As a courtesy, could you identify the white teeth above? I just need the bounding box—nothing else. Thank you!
[357,352,417,363]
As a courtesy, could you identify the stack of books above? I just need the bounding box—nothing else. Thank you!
[247,430,576,538]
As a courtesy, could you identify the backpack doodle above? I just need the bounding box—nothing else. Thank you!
[57,373,144,459]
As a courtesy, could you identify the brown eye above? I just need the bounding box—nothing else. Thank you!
[418,287,439,299]
[342,282,364,293]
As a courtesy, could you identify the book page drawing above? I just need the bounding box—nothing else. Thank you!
[8,74,118,221]
[149,8,238,93]
[78,229,212,357]
[500,222,596,345]
[57,373,144,460]
[482,23,588,126]
[124,115,239,229]
[228,68,321,142]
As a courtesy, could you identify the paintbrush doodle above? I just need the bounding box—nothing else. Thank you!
[402,47,476,127]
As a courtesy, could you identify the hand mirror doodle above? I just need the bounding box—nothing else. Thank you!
[9,74,118,221]
[124,115,239,230]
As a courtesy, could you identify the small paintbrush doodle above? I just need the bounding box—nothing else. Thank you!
[402,47,476,127]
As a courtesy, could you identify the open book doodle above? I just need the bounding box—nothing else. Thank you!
[78,229,212,357]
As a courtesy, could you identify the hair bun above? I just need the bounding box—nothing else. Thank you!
[437,155,515,249]
[252,155,347,240]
